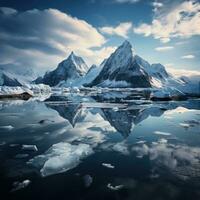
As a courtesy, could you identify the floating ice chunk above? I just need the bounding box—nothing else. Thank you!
[136,140,146,144]
[102,163,115,169]
[154,131,171,136]
[0,125,14,130]
[152,142,158,145]
[83,174,93,187]
[11,179,31,192]
[112,107,119,111]
[179,123,190,128]
[158,138,168,144]
[28,142,93,177]
[22,145,38,152]
[107,183,123,191]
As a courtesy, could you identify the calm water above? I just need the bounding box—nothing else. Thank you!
[0,91,200,200]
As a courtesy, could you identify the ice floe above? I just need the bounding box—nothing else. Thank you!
[28,142,93,177]
[102,163,115,169]
[22,145,38,152]
[11,179,31,192]
[107,183,124,191]
[179,123,190,128]
[135,140,146,144]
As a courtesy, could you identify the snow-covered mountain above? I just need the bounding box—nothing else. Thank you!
[86,41,151,88]
[35,52,89,87]
[0,70,22,86]
[0,64,38,86]
[2,39,197,97]
[58,59,107,87]
[133,55,185,88]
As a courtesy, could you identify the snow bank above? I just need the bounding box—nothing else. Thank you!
[28,142,93,177]
[0,86,33,95]
[24,84,51,93]
[0,84,51,96]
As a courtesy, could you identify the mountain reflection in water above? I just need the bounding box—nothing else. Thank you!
[0,91,200,200]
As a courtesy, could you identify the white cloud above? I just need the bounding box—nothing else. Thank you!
[155,46,174,51]
[152,2,163,8]
[134,0,200,43]
[152,1,163,12]
[181,54,195,59]
[167,68,200,77]
[76,46,116,66]
[100,22,132,38]
[165,63,174,67]
[114,0,140,3]
[0,7,106,72]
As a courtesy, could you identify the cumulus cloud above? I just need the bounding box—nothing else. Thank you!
[181,54,195,59]
[100,22,132,38]
[167,68,200,77]
[0,7,106,73]
[155,46,174,51]
[134,0,200,43]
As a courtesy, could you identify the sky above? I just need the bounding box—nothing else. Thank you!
[0,0,200,77]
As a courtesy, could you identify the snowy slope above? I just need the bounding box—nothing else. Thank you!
[0,64,38,83]
[58,59,107,87]
[86,41,151,88]
[35,52,89,87]
[0,70,23,86]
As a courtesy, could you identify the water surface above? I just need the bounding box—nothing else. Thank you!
[0,91,200,200]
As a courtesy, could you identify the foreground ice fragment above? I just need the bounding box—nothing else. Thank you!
[11,180,31,192]
[107,183,123,190]
[102,163,115,169]
[28,142,93,177]
[154,131,171,136]
[22,145,38,151]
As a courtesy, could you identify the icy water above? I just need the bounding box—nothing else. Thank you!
[0,91,200,200]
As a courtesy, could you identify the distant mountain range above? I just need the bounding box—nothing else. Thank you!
[33,41,183,88]
[0,40,199,95]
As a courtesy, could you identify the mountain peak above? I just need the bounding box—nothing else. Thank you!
[114,40,133,57]
[105,40,133,69]
[121,40,132,49]
[69,51,75,58]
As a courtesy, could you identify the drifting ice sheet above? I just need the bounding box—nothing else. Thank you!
[28,142,93,177]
